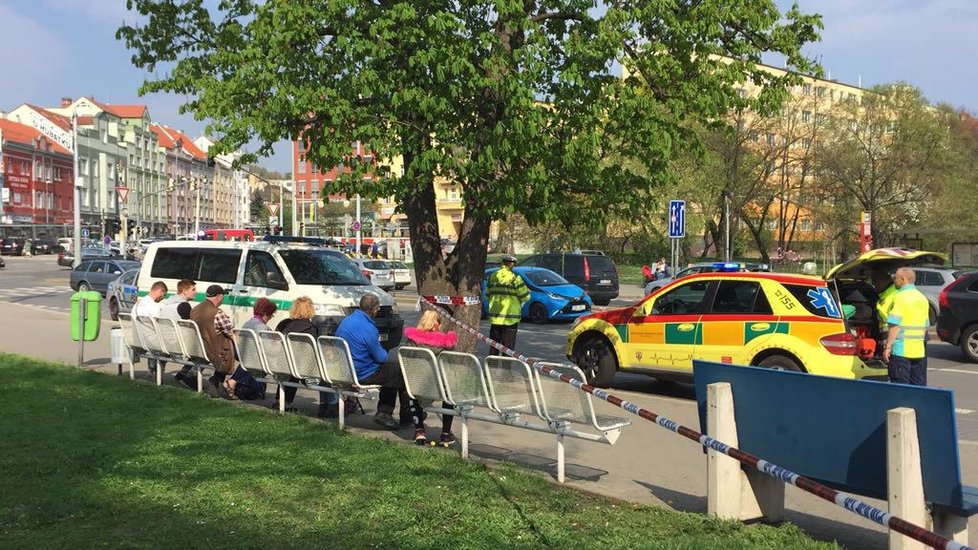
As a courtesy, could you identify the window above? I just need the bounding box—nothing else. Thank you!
[749,131,759,142]
[75,261,93,272]
[801,138,812,149]
[816,113,827,125]
[81,158,89,176]
[651,280,710,315]
[298,161,306,174]
[816,86,825,98]
[197,249,241,283]
[800,219,812,231]
[766,133,776,146]
[710,281,771,315]
[802,111,811,123]
[243,250,284,287]
[914,270,943,287]
[150,248,198,280]
[802,84,812,96]
[89,261,106,274]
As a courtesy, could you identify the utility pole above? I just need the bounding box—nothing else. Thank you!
[72,107,81,268]
[193,175,202,237]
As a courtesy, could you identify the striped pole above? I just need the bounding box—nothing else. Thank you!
[420,298,970,550]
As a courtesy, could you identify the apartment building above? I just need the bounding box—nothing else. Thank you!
[0,118,73,228]
[150,124,215,235]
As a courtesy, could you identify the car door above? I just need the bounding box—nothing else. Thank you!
[694,279,776,365]
[627,279,713,370]
[119,270,139,311]
[87,261,108,291]
[98,261,125,293]
[236,249,288,326]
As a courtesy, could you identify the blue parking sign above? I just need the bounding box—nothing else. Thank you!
[668,200,685,238]
[81,228,90,238]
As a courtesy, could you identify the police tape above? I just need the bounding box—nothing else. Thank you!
[417,297,970,550]
[415,295,481,309]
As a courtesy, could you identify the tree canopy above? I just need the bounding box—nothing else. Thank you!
[119,0,821,314]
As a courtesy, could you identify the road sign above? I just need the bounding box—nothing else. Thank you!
[668,200,686,238]
[103,236,112,245]
[116,186,130,203]
[268,203,280,216]
[81,228,90,238]
[269,216,279,226]
[352,220,361,231]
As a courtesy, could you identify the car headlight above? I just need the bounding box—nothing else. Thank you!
[314,303,347,317]
[546,292,564,300]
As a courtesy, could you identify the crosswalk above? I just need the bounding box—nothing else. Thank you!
[0,286,75,314]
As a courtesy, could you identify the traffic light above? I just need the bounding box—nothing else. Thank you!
[108,218,121,235]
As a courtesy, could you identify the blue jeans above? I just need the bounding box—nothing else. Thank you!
[888,355,927,386]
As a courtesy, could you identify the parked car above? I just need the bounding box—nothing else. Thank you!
[389,261,413,290]
[482,266,592,324]
[517,252,619,305]
[0,256,5,268]
[70,259,140,294]
[645,261,771,295]
[32,239,59,255]
[911,266,966,324]
[936,271,978,362]
[350,257,396,291]
[106,268,140,320]
[567,269,886,387]
[1,237,25,256]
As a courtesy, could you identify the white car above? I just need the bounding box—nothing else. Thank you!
[390,261,412,290]
[351,258,395,291]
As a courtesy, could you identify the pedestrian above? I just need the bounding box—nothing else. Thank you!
[883,267,930,386]
[404,309,458,446]
[486,255,530,355]
[190,285,235,397]
[335,293,425,433]
[133,280,167,376]
[23,239,32,257]
[870,269,897,341]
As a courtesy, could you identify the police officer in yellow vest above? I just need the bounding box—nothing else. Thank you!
[487,255,530,355]
[883,267,930,385]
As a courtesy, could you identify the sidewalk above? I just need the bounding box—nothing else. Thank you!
[3,301,974,549]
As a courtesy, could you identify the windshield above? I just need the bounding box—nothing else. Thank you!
[278,249,370,285]
[523,269,569,286]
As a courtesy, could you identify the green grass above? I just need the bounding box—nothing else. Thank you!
[0,354,836,549]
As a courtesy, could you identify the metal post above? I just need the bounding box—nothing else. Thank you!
[72,108,81,268]
[355,193,362,255]
[291,181,298,237]
[121,209,128,258]
[194,177,201,237]
[724,191,731,263]
[77,297,86,368]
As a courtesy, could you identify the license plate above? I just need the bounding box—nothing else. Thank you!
[379,333,388,342]
[599,279,611,285]
[571,304,586,311]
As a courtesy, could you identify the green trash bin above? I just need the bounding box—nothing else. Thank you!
[70,291,102,341]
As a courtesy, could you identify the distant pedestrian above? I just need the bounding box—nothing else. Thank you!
[883,267,930,386]
[486,255,530,355]
[23,239,32,257]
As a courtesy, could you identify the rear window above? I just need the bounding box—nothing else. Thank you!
[781,283,843,319]
[586,255,617,274]
[522,269,569,286]
[151,247,242,284]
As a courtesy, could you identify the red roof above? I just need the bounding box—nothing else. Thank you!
[149,123,207,160]
[0,119,72,155]
[24,104,72,131]
[89,97,148,119]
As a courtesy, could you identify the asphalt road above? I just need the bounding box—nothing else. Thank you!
[6,252,978,441]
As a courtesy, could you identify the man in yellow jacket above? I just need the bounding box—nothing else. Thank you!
[883,267,930,386]
[487,255,530,355]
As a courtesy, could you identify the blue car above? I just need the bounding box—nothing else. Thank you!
[106,268,140,320]
[482,266,592,324]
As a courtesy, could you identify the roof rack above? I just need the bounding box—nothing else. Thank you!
[261,235,340,246]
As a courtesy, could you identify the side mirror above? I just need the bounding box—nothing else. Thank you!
[266,272,288,291]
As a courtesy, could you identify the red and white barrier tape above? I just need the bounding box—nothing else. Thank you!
[418,297,970,550]
[417,294,481,307]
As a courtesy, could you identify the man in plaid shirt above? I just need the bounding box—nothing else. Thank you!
[190,285,236,397]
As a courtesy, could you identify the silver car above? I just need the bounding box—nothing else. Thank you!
[69,259,141,294]
[912,266,966,324]
[390,261,412,290]
[350,258,395,291]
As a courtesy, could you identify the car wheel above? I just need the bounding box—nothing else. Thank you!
[529,303,549,324]
[108,297,120,321]
[77,281,91,292]
[960,325,978,363]
[577,337,617,387]
[756,354,802,372]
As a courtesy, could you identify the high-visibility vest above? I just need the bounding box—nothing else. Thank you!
[886,284,929,359]
[876,284,897,331]
[487,267,530,326]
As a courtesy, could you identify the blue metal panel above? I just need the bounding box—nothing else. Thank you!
[668,200,685,238]
[693,361,970,513]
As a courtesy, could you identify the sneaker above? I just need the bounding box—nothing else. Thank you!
[374,412,399,430]
[439,432,457,446]
[414,428,428,445]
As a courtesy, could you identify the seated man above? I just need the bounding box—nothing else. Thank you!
[335,293,424,434]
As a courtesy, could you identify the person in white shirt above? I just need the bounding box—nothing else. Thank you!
[161,279,196,320]
[132,281,167,375]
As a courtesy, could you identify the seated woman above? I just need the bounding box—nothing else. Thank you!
[226,297,277,400]
[274,296,338,416]
[403,309,459,446]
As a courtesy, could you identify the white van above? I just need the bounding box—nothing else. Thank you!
[137,237,404,347]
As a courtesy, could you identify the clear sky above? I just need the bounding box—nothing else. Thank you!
[1,0,974,174]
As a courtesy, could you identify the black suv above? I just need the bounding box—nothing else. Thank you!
[517,252,619,305]
[0,237,24,256]
[937,271,978,362]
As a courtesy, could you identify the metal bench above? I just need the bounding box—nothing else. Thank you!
[316,335,381,418]
[694,360,978,547]
[400,348,630,482]
[156,317,214,393]
[285,332,355,429]
[233,328,274,395]
[256,330,305,414]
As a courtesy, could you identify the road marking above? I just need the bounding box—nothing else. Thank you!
[956,408,975,415]
[940,368,978,376]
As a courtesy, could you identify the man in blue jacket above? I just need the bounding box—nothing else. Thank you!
[336,293,423,430]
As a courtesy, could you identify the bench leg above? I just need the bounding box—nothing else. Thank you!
[931,511,968,546]
[887,407,930,550]
[460,416,469,460]
[338,394,346,431]
[197,368,203,393]
[707,382,784,522]
[557,433,565,484]
[278,386,285,414]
